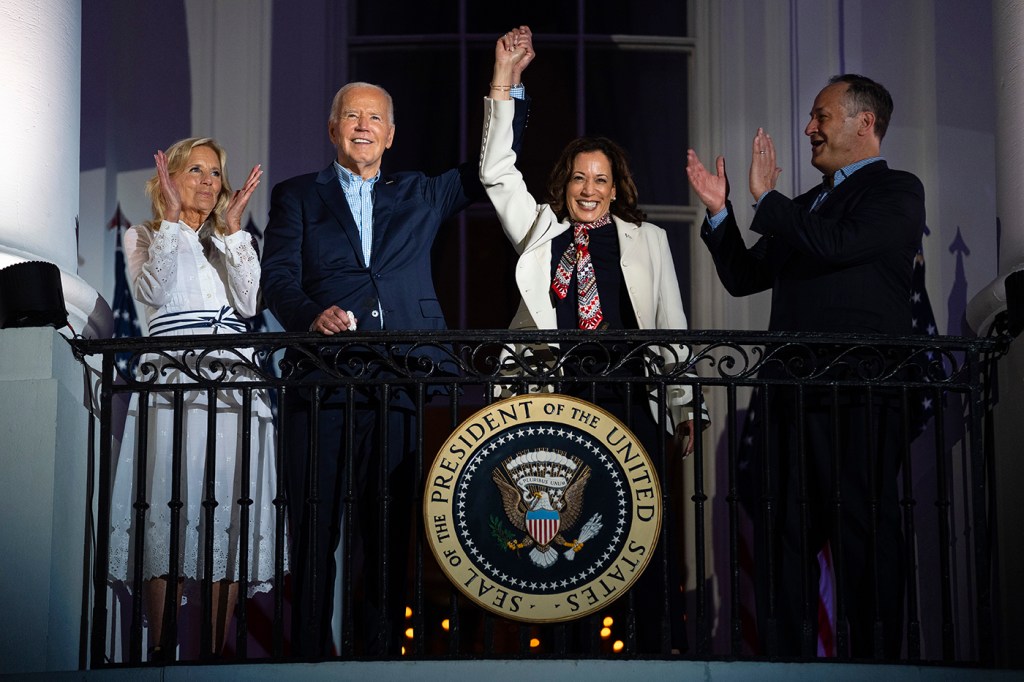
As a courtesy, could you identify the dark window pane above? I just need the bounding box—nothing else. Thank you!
[467,3,578,35]
[466,46,579,198]
[354,0,457,34]
[433,211,522,329]
[585,1,688,36]
[342,4,696,331]
[584,47,688,205]
[348,48,460,174]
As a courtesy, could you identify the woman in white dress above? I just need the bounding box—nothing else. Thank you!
[108,137,284,660]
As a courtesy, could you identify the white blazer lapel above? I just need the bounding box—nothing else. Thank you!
[615,216,655,328]
[513,210,570,330]
[615,215,642,263]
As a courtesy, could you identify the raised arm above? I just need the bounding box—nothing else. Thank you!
[128,152,184,308]
[480,98,541,251]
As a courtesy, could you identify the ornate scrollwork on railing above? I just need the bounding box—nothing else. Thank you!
[65,325,1013,668]
[114,346,272,387]
[68,329,1006,396]
[689,341,761,380]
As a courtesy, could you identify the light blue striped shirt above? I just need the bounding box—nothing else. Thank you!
[333,162,379,266]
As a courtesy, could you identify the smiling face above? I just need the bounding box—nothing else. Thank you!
[804,82,877,175]
[328,85,395,179]
[174,145,222,228]
[564,151,616,223]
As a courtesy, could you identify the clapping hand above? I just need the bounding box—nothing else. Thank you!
[225,164,263,234]
[749,128,781,202]
[155,150,183,223]
[686,149,728,215]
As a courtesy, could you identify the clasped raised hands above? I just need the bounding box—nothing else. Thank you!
[492,25,535,98]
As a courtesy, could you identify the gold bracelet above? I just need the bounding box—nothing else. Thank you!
[489,84,512,91]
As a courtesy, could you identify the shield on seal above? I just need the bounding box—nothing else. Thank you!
[525,508,560,546]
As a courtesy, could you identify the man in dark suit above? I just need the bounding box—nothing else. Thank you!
[261,29,534,657]
[686,74,925,659]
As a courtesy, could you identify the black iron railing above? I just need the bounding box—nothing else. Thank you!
[69,328,1010,666]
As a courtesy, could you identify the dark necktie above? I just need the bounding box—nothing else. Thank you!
[810,174,835,212]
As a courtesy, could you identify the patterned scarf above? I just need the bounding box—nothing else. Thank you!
[550,212,612,330]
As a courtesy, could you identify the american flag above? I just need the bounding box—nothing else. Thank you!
[735,236,940,656]
[108,204,142,374]
[910,230,941,436]
[912,230,939,338]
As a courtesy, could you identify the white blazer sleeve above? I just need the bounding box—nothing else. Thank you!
[479,97,545,254]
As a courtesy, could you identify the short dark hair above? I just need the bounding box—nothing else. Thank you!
[828,74,894,140]
[546,137,646,226]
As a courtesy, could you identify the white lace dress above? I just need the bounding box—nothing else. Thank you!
[108,220,285,596]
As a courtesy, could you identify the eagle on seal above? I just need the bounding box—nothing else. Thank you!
[492,463,592,568]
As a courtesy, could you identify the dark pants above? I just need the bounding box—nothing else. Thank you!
[283,387,415,658]
[754,387,905,659]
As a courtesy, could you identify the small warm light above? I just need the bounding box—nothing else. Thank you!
[529,637,541,648]
[612,640,625,653]
[602,616,614,627]
[441,618,450,631]
[405,606,413,619]
[401,646,407,656]
[600,627,612,639]
[405,627,414,639]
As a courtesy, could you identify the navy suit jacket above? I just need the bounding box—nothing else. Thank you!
[701,160,925,334]
[261,97,530,339]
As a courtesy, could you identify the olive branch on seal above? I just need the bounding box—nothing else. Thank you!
[489,515,516,550]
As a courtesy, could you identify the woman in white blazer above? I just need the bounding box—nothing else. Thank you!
[480,29,699,654]
[481,31,702,447]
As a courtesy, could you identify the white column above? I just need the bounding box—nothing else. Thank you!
[967,0,1024,667]
[969,0,1024,332]
[0,0,111,338]
[0,328,89,673]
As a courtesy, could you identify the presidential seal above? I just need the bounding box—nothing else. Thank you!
[424,394,661,623]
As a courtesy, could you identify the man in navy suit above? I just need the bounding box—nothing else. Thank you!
[261,30,533,657]
[262,30,536,655]
[686,75,925,659]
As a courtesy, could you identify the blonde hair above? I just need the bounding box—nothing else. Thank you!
[144,137,233,233]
